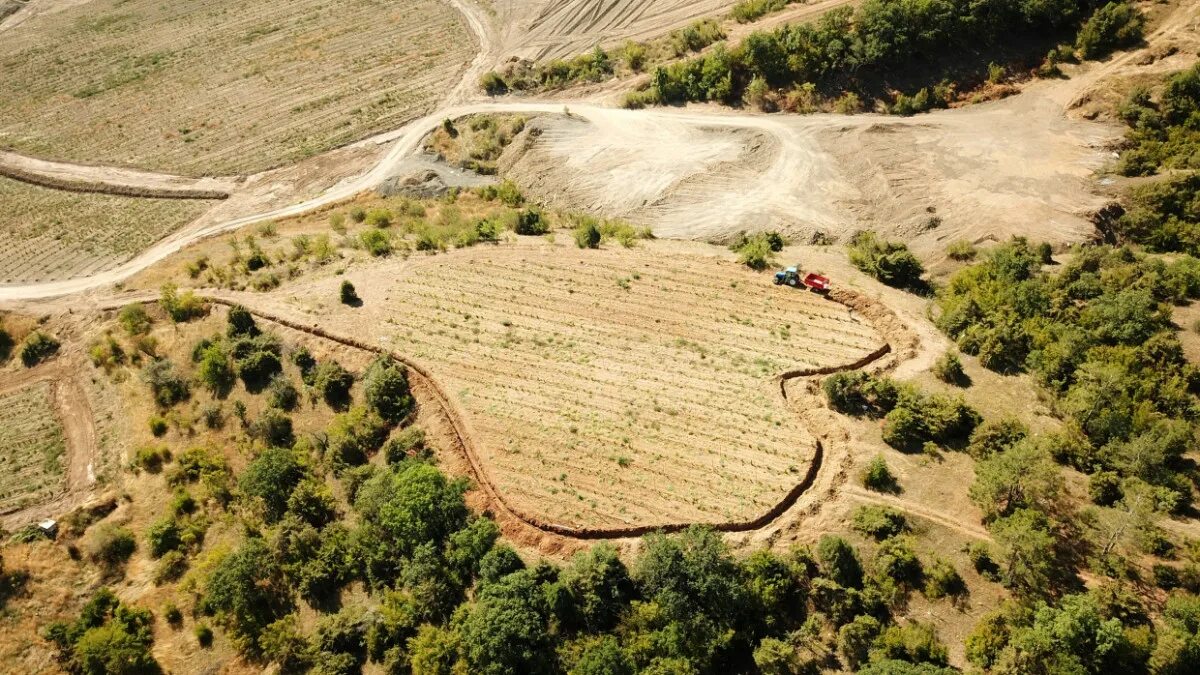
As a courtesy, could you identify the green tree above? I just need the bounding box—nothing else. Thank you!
[241,447,307,522]
[969,439,1064,521]
[363,357,415,424]
[459,570,555,674]
[838,614,882,669]
[202,538,292,646]
[560,543,635,632]
[118,304,152,336]
[817,535,863,589]
[196,342,234,397]
[226,305,258,337]
[1076,2,1145,59]
[20,330,60,367]
[340,280,359,305]
[311,360,354,409]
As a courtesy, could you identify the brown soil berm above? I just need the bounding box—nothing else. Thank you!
[194,285,908,540]
[0,163,229,200]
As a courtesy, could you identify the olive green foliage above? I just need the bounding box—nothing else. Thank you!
[643,0,1126,109]
[1075,1,1144,59]
[159,283,207,322]
[1116,63,1200,179]
[966,591,1144,673]
[851,505,909,541]
[86,524,136,569]
[195,341,234,397]
[574,221,602,249]
[340,280,359,305]
[848,231,926,292]
[861,455,901,494]
[231,332,282,392]
[363,357,414,424]
[20,330,60,367]
[118,304,152,336]
[937,240,1198,506]
[0,325,11,363]
[241,447,307,522]
[732,0,798,23]
[729,231,784,270]
[248,408,294,448]
[383,426,428,464]
[325,405,388,470]
[45,588,160,675]
[202,538,292,646]
[141,358,190,408]
[931,350,967,385]
[965,417,1028,460]
[823,371,980,452]
[309,360,354,409]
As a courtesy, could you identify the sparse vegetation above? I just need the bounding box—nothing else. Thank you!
[861,455,900,494]
[19,330,60,367]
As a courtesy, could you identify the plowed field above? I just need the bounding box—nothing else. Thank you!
[0,176,210,284]
[0,381,66,514]
[285,240,885,529]
[0,0,473,175]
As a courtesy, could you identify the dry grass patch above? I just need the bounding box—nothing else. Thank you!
[0,177,209,283]
[0,381,66,513]
[0,0,472,175]
[311,241,885,529]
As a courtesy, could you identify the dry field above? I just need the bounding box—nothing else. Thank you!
[514,0,736,61]
[0,381,67,514]
[263,240,885,529]
[0,0,473,175]
[0,177,210,284]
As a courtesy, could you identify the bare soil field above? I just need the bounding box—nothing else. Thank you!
[0,0,474,175]
[511,0,736,62]
[0,380,67,514]
[243,239,885,529]
[0,176,211,284]
[497,98,1115,252]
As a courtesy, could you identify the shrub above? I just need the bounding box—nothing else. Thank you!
[340,280,359,305]
[1088,470,1123,506]
[118,304,152,335]
[365,208,393,228]
[817,535,863,589]
[262,376,297,412]
[838,614,882,670]
[861,455,900,493]
[574,222,602,249]
[195,624,214,648]
[932,350,966,385]
[514,208,550,235]
[242,447,306,521]
[871,622,948,666]
[851,505,908,540]
[848,231,926,292]
[146,517,182,558]
[360,229,392,256]
[946,240,977,261]
[226,305,257,337]
[19,331,60,367]
[1076,2,1145,59]
[311,360,354,408]
[965,418,1028,460]
[824,371,899,417]
[160,283,207,322]
[965,542,1001,581]
[164,603,183,626]
[155,551,188,584]
[248,409,294,449]
[195,342,234,396]
[384,426,428,464]
[326,406,389,470]
[363,357,414,424]
[87,524,136,568]
[923,558,967,599]
[142,358,190,408]
[480,71,508,95]
[132,445,170,473]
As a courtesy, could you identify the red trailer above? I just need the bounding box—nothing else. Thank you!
[802,272,831,292]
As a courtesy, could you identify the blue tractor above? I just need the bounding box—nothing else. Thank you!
[774,266,801,287]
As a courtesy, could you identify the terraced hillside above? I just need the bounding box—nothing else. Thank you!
[266,240,885,529]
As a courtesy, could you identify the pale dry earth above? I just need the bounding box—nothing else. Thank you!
[212,239,885,529]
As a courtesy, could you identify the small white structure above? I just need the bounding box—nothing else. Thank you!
[37,519,58,538]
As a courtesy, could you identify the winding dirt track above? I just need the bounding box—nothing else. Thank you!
[197,286,907,540]
[0,150,235,200]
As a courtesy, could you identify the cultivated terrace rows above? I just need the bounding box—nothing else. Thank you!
[273,241,884,529]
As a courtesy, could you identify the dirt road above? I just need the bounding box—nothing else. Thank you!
[1,0,1190,301]
[0,150,236,199]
